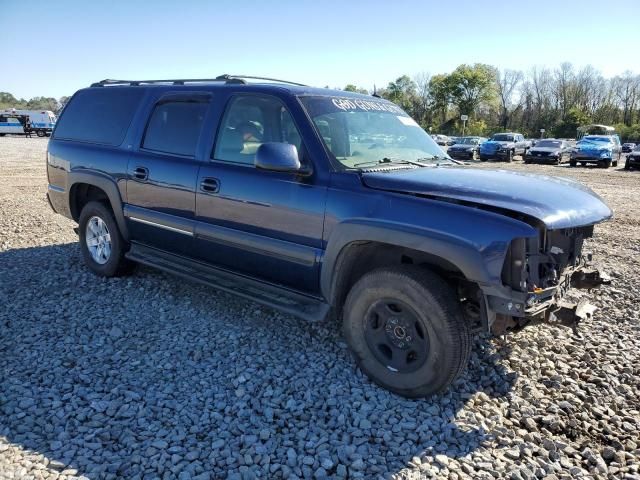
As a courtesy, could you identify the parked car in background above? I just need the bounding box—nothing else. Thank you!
[479,132,531,162]
[524,139,572,165]
[431,134,454,146]
[625,145,640,170]
[622,142,636,153]
[570,135,622,168]
[449,136,460,145]
[447,136,487,160]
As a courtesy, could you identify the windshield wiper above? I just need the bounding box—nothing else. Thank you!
[353,157,427,168]
[415,155,463,166]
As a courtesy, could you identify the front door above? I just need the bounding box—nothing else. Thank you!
[194,94,327,293]
[125,93,210,257]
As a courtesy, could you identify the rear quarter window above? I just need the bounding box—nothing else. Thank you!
[142,100,208,157]
[53,88,144,145]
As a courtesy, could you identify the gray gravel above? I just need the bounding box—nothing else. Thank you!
[1,136,639,479]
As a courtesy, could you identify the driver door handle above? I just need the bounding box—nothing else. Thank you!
[133,166,149,181]
[200,177,220,193]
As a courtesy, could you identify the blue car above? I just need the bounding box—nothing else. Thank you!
[46,75,612,397]
[479,132,531,162]
[570,135,622,168]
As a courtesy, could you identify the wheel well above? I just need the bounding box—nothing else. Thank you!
[69,183,111,221]
[331,242,466,311]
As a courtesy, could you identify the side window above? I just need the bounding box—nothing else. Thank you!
[213,95,303,165]
[142,100,208,157]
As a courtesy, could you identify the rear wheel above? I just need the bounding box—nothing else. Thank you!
[78,201,134,277]
[36,130,46,137]
[342,266,471,398]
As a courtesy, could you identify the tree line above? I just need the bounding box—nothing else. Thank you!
[0,92,69,114]
[3,63,640,141]
[345,63,640,141]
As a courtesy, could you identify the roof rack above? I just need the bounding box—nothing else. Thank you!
[90,74,308,88]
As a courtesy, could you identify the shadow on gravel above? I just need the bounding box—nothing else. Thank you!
[1,243,517,478]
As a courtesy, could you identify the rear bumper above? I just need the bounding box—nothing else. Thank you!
[46,184,69,217]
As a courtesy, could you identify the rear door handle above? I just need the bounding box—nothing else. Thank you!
[133,166,149,181]
[200,177,220,193]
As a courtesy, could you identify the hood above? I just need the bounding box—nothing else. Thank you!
[577,140,612,153]
[481,140,512,149]
[530,147,560,153]
[361,167,612,229]
[449,144,475,150]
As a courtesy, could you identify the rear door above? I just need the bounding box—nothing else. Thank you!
[125,92,211,257]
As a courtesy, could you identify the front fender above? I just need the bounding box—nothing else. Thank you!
[320,216,537,301]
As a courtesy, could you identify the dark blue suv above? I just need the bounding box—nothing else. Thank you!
[47,75,612,397]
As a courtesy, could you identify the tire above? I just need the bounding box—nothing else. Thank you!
[36,130,45,137]
[342,266,471,398]
[479,155,488,162]
[569,160,576,167]
[78,201,134,277]
[625,161,631,170]
[506,150,513,163]
[602,160,611,169]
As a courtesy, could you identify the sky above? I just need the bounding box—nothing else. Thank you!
[1,0,639,99]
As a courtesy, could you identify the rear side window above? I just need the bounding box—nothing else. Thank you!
[53,88,143,145]
[142,101,207,157]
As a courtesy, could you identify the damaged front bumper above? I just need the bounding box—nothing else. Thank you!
[485,260,610,335]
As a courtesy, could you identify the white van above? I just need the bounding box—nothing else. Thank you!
[0,109,57,137]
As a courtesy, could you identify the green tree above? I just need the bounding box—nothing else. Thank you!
[447,64,497,118]
[552,107,591,138]
[428,74,451,125]
[344,84,369,95]
[383,75,417,113]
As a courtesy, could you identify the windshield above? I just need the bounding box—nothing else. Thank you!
[491,134,514,142]
[581,136,612,143]
[299,96,450,168]
[535,140,562,148]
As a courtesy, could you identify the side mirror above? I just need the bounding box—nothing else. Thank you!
[255,142,308,174]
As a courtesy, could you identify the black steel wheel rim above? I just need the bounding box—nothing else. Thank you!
[363,298,430,373]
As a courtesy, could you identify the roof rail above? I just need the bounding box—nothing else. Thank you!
[90,74,307,88]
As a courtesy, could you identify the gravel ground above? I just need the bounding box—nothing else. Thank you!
[1,136,639,480]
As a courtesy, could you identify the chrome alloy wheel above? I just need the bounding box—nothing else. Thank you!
[85,216,112,264]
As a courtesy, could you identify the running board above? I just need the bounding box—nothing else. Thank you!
[125,243,330,322]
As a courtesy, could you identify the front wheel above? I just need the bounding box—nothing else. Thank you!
[36,130,46,137]
[78,201,134,277]
[506,150,514,162]
[342,267,471,398]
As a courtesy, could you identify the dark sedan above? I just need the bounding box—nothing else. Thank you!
[622,142,636,153]
[625,145,640,170]
[524,139,572,165]
[447,136,487,160]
